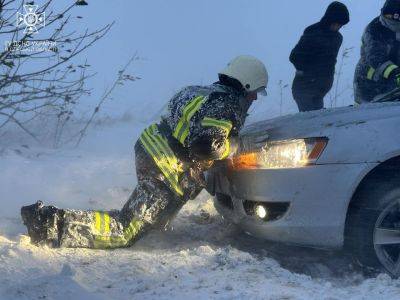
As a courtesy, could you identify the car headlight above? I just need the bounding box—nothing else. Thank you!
[231,137,328,170]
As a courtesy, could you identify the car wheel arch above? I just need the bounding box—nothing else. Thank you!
[343,155,400,245]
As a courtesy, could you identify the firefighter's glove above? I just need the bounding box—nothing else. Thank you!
[180,166,206,200]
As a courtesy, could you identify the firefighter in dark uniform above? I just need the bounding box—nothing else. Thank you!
[21,55,269,248]
[290,1,350,112]
[354,0,400,103]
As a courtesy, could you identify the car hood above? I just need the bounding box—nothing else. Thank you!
[241,102,400,141]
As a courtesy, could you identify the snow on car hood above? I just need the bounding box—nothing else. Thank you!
[241,102,400,141]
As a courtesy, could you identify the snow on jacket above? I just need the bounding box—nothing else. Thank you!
[162,83,249,162]
[137,83,250,196]
[354,17,400,103]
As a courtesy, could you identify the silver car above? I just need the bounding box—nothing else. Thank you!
[207,99,400,277]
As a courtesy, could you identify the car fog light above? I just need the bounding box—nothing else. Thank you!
[255,205,268,219]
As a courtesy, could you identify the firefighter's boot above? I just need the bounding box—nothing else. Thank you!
[21,201,63,247]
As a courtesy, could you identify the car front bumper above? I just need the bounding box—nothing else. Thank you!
[209,162,376,248]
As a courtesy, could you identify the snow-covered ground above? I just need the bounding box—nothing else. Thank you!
[1,123,400,300]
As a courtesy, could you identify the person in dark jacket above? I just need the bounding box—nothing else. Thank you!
[290,1,350,112]
[20,55,269,249]
[354,0,400,103]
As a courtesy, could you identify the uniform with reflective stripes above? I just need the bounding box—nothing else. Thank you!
[383,64,399,79]
[58,143,184,249]
[201,117,232,133]
[140,92,236,196]
[46,84,249,249]
[140,124,184,196]
[355,17,400,103]
[173,96,206,146]
[367,67,375,80]
[93,211,144,248]
[366,62,399,82]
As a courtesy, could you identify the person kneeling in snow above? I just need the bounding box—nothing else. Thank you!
[21,55,269,249]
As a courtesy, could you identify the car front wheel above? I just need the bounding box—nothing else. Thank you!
[347,175,400,278]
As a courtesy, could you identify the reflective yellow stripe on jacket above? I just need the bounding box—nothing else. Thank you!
[367,67,375,80]
[220,139,231,160]
[367,63,399,81]
[95,211,110,235]
[93,211,144,249]
[173,96,206,146]
[201,117,233,133]
[140,124,184,196]
[383,64,399,79]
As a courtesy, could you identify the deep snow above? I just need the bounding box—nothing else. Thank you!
[1,123,400,300]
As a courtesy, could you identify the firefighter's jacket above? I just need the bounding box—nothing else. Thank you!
[139,83,250,197]
[354,17,400,103]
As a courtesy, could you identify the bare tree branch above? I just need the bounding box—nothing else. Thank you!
[0,0,114,146]
[74,53,140,146]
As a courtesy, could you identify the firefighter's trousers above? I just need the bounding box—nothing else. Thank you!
[59,143,190,249]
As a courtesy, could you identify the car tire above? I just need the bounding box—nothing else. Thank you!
[346,172,400,278]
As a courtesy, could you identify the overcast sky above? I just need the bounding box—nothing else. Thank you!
[32,1,387,122]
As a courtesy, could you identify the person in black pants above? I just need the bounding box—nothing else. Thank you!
[290,1,350,112]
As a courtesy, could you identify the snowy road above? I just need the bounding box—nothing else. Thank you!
[1,143,400,300]
[2,196,400,300]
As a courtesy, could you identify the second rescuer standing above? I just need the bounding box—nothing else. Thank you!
[290,1,350,112]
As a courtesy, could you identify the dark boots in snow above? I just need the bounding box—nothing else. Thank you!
[21,201,63,247]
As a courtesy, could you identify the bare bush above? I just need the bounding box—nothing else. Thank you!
[328,47,354,108]
[0,0,112,145]
[278,80,289,116]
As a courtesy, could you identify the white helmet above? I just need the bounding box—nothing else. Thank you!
[219,55,268,95]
